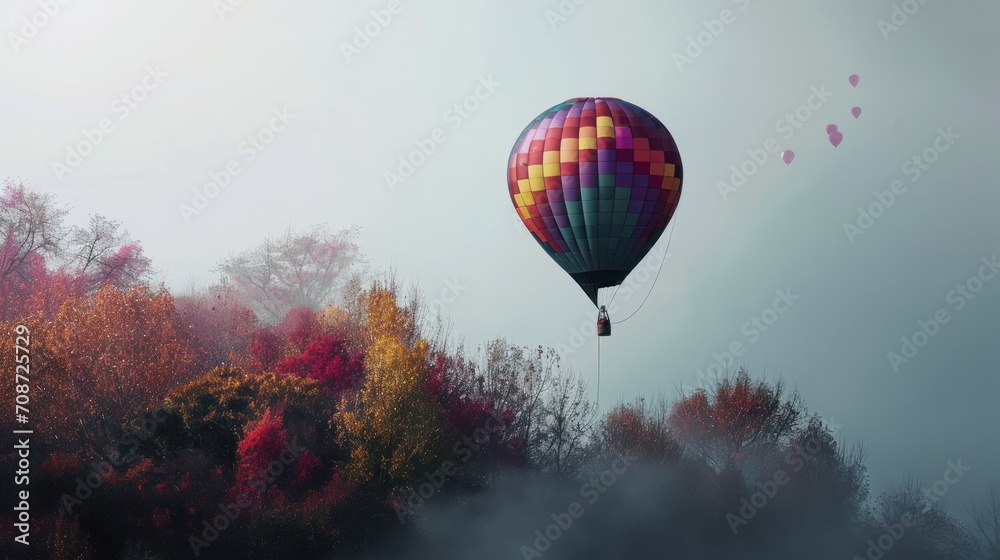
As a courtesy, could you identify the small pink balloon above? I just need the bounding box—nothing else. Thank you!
[826,124,839,135]
[781,150,795,166]
[829,131,844,148]
[851,106,862,119]
[849,74,860,88]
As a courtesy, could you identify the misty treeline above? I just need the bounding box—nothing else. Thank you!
[1,180,998,560]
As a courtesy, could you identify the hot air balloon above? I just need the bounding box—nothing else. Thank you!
[507,98,683,336]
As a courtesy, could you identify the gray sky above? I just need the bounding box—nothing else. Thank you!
[2,0,997,514]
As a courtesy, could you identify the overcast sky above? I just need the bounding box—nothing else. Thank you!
[2,0,997,514]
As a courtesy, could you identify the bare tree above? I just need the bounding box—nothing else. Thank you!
[969,485,1000,560]
[533,368,594,477]
[471,340,557,453]
[216,224,365,323]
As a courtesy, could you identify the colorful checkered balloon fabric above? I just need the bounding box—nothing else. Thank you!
[507,97,683,306]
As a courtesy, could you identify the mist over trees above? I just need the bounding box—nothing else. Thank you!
[214,224,365,323]
[0,182,995,560]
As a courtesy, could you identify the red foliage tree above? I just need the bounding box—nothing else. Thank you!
[276,306,322,353]
[667,369,804,470]
[231,407,289,505]
[275,335,364,393]
[247,328,282,373]
[601,399,680,465]
[230,406,325,508]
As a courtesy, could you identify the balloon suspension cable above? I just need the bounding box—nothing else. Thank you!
[596,334,601,409]
[610,213,679,325]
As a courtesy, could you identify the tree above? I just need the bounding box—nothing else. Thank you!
[969,485,1000,559]
[275,335,365,394]
[336,285,445,487]
[532,368,594,476]
[174,283,259,374]
[868,479,976,559]
[1,182,152,321]
[43,285,196,458]
[0,179,68,279]
[469,339,558,457]
[66,214,151,292]
[667,369,804,471]
[158,366,334,466]
[216,224,365,323]
[598,396,680,465]
[0,180,70,321]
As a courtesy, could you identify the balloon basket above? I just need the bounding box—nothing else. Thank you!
[597,306,612,337]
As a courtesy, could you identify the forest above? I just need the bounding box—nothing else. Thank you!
[1,179,998,559]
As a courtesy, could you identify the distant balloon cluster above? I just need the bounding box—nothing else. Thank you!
[782,73,863,166]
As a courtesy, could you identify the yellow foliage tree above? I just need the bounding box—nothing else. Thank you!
[336,285,445,486]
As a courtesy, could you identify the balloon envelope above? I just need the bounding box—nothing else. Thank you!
[507,97,683,306]
[829,131,844,148]
[849,74,860,87]
[852,106,862,119]
[826,124,838,135]
[781,150,795,165]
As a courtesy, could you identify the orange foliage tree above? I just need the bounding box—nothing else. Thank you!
[42,285,195,456]
[667,369,804,471]
[600,397,680,465]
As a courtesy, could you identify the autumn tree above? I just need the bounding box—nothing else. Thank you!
[0,180,67,278]
[1,181,153,322]
[66,214,151,292]
[231,407,290,503]
[0,180,70,321]
[598,396,681,465]
[43,285,196,458]
[275,335,364,394]
[336,284,445,487]
[667,369,804,471]
[216,224,365,323]
[157,365,334,466]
